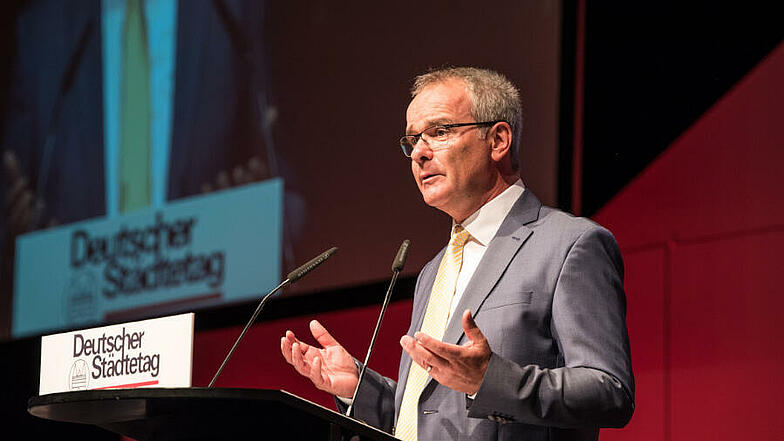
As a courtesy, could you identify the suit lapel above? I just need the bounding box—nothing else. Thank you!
[443,190,542,345]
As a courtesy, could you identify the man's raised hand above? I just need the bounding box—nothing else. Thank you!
[400,309,491,395]
[280,320,358,398]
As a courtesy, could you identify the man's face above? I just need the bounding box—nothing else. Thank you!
[406,80,496,220]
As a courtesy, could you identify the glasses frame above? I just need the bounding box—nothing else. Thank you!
[399,120,506,157]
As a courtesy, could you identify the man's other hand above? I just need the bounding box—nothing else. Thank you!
[281,320,359,398]
[400,309,491,395]
[3,150,57,237]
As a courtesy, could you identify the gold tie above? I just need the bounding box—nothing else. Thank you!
[120,0,151,212]
[396,225,472,441]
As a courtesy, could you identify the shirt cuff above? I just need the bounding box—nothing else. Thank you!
[336,394,354,405]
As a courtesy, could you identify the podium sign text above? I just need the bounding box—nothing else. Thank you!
[39,313,194,394]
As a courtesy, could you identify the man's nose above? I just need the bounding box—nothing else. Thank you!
[410,138,433,163]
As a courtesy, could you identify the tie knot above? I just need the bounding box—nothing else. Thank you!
[451,224,472,248]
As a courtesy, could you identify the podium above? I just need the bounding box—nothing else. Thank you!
[28,388,398,441]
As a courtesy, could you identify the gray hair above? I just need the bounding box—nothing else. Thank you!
[411,67,523,170]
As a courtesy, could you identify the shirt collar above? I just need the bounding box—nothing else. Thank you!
[454,179,525,246]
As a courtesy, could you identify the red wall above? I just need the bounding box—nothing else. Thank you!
[596,43,784,440]
[192,42,784,440]
[193,298,413,408]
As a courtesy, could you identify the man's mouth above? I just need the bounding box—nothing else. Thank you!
[420,173,442,184]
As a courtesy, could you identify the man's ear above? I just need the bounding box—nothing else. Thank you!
[489,122,513,164]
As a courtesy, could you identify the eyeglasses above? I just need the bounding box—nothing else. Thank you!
[399,120,505,157]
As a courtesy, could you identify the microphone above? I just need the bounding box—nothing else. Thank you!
[391,239,410,272]
[287,247,338,283]
[345,240,410,416]
[208,247,338,387]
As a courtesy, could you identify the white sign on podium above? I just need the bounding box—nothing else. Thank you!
[39,313,194,395]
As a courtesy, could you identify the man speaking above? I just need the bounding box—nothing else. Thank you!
[280,67,634,440]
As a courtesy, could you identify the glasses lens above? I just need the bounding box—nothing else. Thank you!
[400,136,415,157]
[424,125,450,142]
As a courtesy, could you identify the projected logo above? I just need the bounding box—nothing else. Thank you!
[69,359,90,390]
[63,271,99,326]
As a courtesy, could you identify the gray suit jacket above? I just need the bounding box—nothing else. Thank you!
[349,190,634,441]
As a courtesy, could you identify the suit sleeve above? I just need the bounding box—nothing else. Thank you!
[334,365,397,433]
[468,226,635,428]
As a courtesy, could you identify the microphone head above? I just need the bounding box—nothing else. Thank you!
[391,240,410,272]
[287,247,338,283]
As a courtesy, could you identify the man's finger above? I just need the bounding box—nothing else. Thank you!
[310,356,325,387]
[414,332,464,359]
[30,199,45,230]
[281,333,303,365]
[291,342,310,375]
[285,331,312,360]
[7,176,29,207]
[248,156,267,180]
[3,150,22,181]
[281,336,293,364]
[462,309,486,344]
[284,330,300,347]
[233,166,250,185]
[9,190,34,231]
[401,335,449,370]
[310,320,339,348]
[216,171,230,189]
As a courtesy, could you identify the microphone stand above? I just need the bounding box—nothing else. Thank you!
[345,240,409,416]
[207,279,289,388]
[208,247,338,388]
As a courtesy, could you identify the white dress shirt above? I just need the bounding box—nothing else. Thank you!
[448,179,525,320]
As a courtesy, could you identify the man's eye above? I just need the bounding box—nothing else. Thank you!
[431,126,450,138]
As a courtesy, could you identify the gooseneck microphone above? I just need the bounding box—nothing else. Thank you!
[345,240,410,416]
[208,247,339,387]
[286,247,338,283]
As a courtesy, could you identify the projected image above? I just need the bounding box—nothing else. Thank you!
[0,0,293,339]
[1,0,563,341]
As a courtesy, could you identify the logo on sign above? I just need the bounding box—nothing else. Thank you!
[69,359,89,390]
